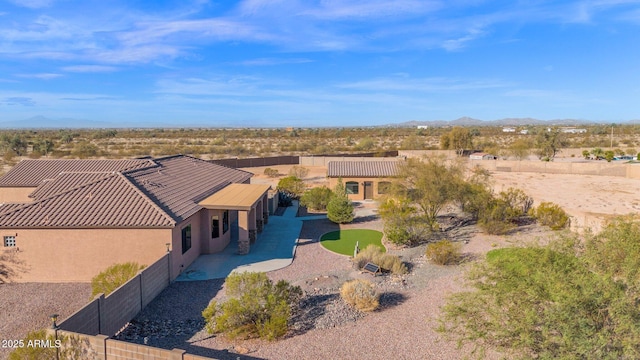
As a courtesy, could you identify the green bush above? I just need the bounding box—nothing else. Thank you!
[327,179,354,224]
[263,168,279,178]
[340,279,379,312]
[425,240,462,265]
[91,262,145,298]
[530,202,570,230]
[202,272,302,341]
[354,245,407,274]
[299,186,333,211]
[276,176,305,199]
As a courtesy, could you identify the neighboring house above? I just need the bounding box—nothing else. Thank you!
[0,155,271,282]
[502,127,516,133]
[520,129,529,135]
[560,127,587,134]
[469,152,497,160]
[327,160,400,201]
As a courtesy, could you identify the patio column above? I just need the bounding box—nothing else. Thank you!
[256,199,264,233]
[248,207,257,244]
[238,210,250,255]
[262,193,269,224]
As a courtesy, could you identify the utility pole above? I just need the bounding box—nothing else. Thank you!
[610,125,614,149]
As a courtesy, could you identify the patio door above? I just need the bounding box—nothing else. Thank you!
[364,181,373,199]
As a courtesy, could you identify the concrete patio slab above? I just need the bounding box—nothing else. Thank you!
[176,201,322,281]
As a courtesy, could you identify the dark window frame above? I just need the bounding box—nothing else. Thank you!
[181,225,192,254]
[345,181,359,195]
[222,210,229,234]
[211,215,220,239]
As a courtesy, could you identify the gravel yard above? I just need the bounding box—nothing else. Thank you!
[0,282,91,359]
[115,206,538,360]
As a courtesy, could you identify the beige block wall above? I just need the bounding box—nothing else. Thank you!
[1,228,171,282]
[328,177,393,201]
[0,186,36,203]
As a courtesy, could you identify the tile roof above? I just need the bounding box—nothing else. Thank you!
[327,160,400,178]
[125,155,253,222]
[0,173,175,228]
[29,172,113,200]
[0,155,253,228]
[0,159,154,187]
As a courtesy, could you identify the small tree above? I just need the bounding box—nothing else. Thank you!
[90,262,145,298]
[299,186,333,211]
[327,179,354,224]
[535,128,566,161]
[582,149,591,159]
[276,176,305,199]
[605,150,615,162]
[440,127,474,156]
[202,272,302,340]
[530,202,570,230]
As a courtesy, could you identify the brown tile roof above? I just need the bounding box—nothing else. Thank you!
[327,160,400,178]
[0,159,154,187]
[0,155,253,228]
[29,172,113,200]
[125,155,253,222]
[0,173,175,228]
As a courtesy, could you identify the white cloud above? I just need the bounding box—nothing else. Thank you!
[15,73,63,79]
[61,65,119,73]
[5,0,55,9]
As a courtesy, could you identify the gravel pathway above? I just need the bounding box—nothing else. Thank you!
[0,282,91,359]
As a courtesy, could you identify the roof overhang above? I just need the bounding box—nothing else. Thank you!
[198,184,271,211]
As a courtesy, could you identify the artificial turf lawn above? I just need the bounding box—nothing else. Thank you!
[320,229,385,256]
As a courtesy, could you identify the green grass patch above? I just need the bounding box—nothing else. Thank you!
[320,229,385,256]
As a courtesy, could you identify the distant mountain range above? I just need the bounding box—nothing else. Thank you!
[0,115,638,129]
[391,117,640,127]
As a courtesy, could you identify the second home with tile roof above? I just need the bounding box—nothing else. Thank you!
[0,155,273,282]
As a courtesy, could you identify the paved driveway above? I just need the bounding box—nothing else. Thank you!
[176,201,325,281]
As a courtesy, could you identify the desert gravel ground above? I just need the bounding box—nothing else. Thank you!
[118,207,527,360]
[0,282,91,359]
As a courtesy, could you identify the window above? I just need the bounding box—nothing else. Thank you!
[378,181,392,194]
[181,225,191,254]
[345,181,359,195]
[222,210,229,234]
[3,236,16,247]
[211,216,220,238]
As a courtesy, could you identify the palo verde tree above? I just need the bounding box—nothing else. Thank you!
[535,128,567,161]
[440,126,475,156]
[390,156,465,231]
[439,215,640,359]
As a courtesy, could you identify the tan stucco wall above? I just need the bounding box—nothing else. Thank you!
[328,177,394,201]
[171,214,203,278]
[1,228,171,282]
[0,187,36,203]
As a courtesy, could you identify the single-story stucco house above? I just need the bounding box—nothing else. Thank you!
[327,160,400,201]
[469,152,497,160]
[0,155,272,282]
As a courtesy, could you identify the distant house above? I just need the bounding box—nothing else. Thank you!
[469,152,497,160]
[502,127,516,133]
[560,127,587,134]
[0,155,272,282]
[327,160,400,201]
[417,125,429,129]
[520,129,529,135]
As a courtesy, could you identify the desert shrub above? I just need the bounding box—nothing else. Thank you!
[354,245,407,274]
[530,202,570,230]
[425,240,462,265]
[90,262,145,298]
[478,188,533,235]
[340,279,379,312]
[263,167,279,177]
[276,176,305,199]
[202,272,302,341]
[299,186,333,211]
[288,165,309,179]
[378,197,431,246]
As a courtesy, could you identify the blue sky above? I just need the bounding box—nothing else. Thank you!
[1,0,639,127]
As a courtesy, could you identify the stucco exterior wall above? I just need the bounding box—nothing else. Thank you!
[171,214,203,278]
[0,187,36,203]
[0,228,171,282]
[328,177,394,201]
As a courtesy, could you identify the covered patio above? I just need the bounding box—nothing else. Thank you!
[199,183,271,255]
